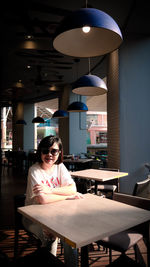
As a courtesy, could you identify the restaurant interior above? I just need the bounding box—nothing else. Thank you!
[1,0,150,266]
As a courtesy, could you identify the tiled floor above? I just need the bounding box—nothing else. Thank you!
[0,166,148,266]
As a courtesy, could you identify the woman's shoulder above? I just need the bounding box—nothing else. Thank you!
[57,163,70,174]
[29,162,41,172]
[57,162,66,169]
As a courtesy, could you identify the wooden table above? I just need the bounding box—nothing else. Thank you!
[70,169,128,194]
[18,194,150,267]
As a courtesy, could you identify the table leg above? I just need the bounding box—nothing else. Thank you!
[95,181,98,195]
[81,246,89,267]
[117,178,119,192]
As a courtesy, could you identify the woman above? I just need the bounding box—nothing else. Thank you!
[23,135,79,266]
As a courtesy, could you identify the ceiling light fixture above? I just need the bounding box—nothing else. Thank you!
[72,74,107,96]
[53,7,123,57]
[67,101,88,112]
[32,116,45,123]
[13,80,24,88]
[52,110,68,118]
[72,58,107,95]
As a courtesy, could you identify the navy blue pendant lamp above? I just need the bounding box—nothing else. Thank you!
[67,101,88,112]
[72,74,107,96]
[16,119,27,125]
[52,110,68,118]
[32,116,45,123]
[53,8,123,57]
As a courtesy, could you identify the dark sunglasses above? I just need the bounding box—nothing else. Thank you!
[41,148,60,156]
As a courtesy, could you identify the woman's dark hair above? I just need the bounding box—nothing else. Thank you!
[36,135,63,164]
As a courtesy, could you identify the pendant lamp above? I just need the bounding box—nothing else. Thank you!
[67,101,88,112]
[52,110,68,118]
[32,116,45,123]
[53,8,123,57]
[72,74,107,96]
[16,119,27,125]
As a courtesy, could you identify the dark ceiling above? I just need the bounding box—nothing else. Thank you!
[1,0,150,106]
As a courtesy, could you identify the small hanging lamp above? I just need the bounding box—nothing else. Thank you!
[16,119,27,125]
[67,101,88,112]
[72,74,107,96]
[13,80,24,88]
[53,8,123,57]
[72,58,107,96]
[32,116,45,123]
[52,110,68,118]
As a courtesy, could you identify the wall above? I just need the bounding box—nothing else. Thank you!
[119,38,150,193]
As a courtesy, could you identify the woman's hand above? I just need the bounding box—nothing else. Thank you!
[33,184,53,195]
[66,192,84,200]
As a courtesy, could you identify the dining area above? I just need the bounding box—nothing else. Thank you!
[1,149,37,173]
[0,147,150,267]
[15,158,150,267]
[1,135,150,267]
[1,1,150,267]
[18,191,150,267]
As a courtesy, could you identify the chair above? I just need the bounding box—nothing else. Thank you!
[14,194,41,258]
[27,151,37,169]
[97,193,150,264]
[133,177,150,198]
[106,253,142,267]
[4,151,27,172]
[91,168,119,198]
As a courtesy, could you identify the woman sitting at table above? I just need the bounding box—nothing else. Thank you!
[23,135,80,267]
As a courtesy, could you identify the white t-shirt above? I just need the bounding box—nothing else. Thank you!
[25,162,76,205]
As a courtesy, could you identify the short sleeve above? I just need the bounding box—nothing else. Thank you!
[59,163,76,188]
[25,163,44,205]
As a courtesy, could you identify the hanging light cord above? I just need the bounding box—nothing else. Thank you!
[88,58,91,75]
[86,0,88,8]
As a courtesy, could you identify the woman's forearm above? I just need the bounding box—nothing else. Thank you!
[35,194,69,204]
[52,183,77,196]
[34,184,77,204]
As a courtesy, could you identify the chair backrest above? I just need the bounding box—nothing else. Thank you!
[133,177,150,199]
[27,152,37,168]
[113,192,150,211]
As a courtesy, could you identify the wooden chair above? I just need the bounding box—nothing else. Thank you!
[97,193,150,264]
[14,194,41,258]
[133,177,150,198]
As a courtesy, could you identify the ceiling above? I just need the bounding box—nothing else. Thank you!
[1,0,150,108]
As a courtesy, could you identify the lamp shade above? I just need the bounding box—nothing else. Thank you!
[32,116,45,123]
[16,119,27,125]
[52,110,68,118]
[67,101,88,112]
[72,74,107,96]
[53,8,123,57]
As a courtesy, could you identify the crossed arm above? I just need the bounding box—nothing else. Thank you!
[33,183,79,204]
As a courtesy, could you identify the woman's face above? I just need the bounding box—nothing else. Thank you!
[41,142,60,167]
